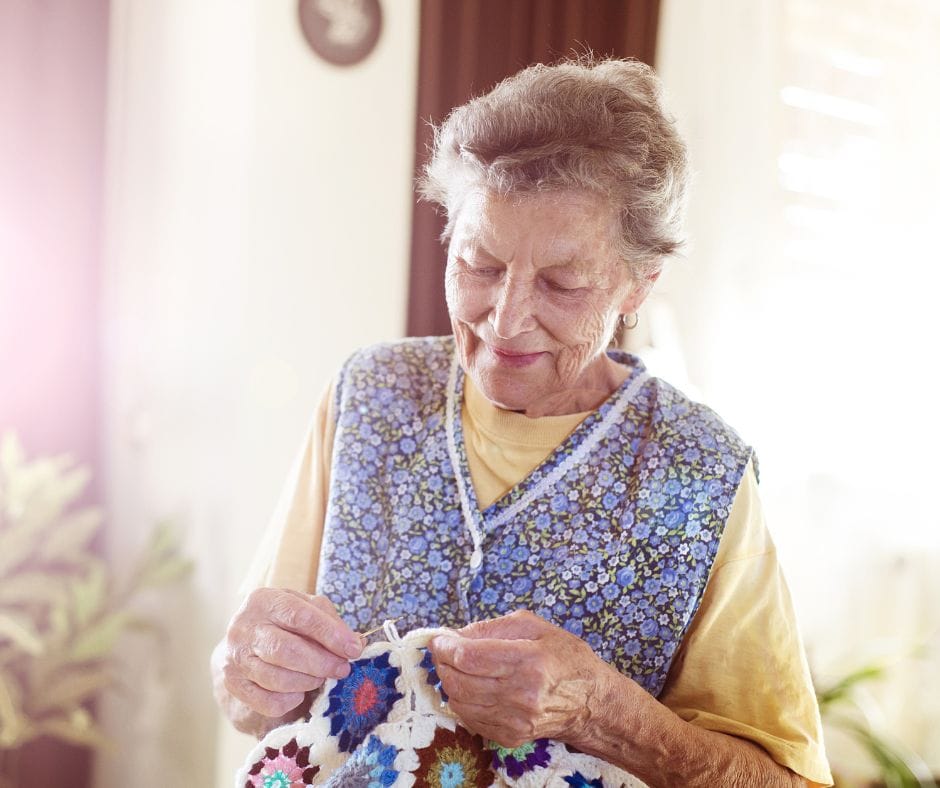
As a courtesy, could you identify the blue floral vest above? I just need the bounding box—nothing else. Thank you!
[317,337,753,697]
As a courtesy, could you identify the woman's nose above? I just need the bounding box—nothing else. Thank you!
[489,277,537,338]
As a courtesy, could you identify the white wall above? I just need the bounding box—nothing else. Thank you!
[97,2,419,785]
[656,0,940,779]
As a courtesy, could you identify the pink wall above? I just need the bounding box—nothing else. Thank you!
[0,0,109,500]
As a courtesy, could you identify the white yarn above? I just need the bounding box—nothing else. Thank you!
[444,355,486,615]
[383,617,404,644]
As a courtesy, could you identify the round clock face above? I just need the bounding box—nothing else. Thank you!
[298,0,383,67]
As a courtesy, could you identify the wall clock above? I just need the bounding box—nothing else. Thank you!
[298,0,383,67]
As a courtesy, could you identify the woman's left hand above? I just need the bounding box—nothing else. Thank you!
[429,610,617,749]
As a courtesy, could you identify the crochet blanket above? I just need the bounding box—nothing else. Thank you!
[236,623,647,788]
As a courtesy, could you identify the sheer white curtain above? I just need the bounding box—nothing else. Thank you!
[97,1,419,786]
[655,0,940,779]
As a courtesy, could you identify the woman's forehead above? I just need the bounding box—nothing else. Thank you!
[451,189,619,264]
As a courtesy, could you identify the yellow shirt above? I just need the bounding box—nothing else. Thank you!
[247,378,832,786]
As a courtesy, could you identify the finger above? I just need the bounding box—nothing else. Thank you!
[283,590,344,624]
[447,699,533,749]
[459,609,546,641]
[263,589,361,658]
[429,635,528,677]
[248,624,352,680]
[224,675,307,720]
[435,663,503,706]
[280,590,366,650]
[240,653,328,694]
[437,664,545,719]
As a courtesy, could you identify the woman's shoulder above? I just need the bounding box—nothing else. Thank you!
[334,336,456,410]
[342,335,455,372]
[612,351,754,473]
[650,377,748,447]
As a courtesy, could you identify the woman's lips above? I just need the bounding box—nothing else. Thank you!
[488,345,545,367]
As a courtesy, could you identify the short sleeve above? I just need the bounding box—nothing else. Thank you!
[238,379,337,595]
[657,460,834,786]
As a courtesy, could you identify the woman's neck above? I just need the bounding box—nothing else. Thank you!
[516,356,630,418]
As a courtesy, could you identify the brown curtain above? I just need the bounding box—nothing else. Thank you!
[406,0,661,337]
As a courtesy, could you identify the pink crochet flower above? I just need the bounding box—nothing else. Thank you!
[244,739,318,788]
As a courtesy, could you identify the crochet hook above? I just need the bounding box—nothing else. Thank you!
[358,617,401,639]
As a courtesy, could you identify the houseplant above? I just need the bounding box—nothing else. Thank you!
[0,433,191,785]
[816,654,938,787]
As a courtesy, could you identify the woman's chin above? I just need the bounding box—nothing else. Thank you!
[472,371,547,413]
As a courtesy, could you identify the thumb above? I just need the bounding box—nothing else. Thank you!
[459,610,545,640]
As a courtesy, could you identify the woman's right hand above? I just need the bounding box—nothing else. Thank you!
[216,588,363,727]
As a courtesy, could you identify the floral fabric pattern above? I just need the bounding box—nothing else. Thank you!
[325,653,404,752]
[244,738,319,788]
[318,337,752,697]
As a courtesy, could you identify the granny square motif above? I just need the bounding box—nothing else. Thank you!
[236,624,647,788]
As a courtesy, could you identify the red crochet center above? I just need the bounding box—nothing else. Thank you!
[353,677,379,716]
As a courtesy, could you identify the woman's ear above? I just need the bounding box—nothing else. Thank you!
[619,271,661,314]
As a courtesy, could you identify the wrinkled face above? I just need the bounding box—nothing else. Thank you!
[445,189,645,414]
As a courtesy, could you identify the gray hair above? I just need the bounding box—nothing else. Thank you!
[417,57,690,282]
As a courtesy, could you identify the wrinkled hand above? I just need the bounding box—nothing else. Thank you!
[220,588,363,720]
[429,610,614,749]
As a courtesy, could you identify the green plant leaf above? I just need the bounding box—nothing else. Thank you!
[148,521,177,556]
[138,555,193,588]
[69,559,108,629]
[31,709,111,750]
[123,523,192,594]
[843,721,923,787]
[35,463,89,521]
[27,665,113,716]
[38,508,102,565]
[816,663,887,708]
[0,570,69,610]
[132,521,177,564]
[0,671,25,748]
[47,601,71,645]
[0,521,42,579]
[5,460,88,538]
[0,612,44,656]
[68,611,132,662]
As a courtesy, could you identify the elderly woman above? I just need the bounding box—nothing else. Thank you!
[212,59,831,787]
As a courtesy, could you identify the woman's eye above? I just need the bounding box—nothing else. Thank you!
[464,262,500,276]
[544,278,582,293]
